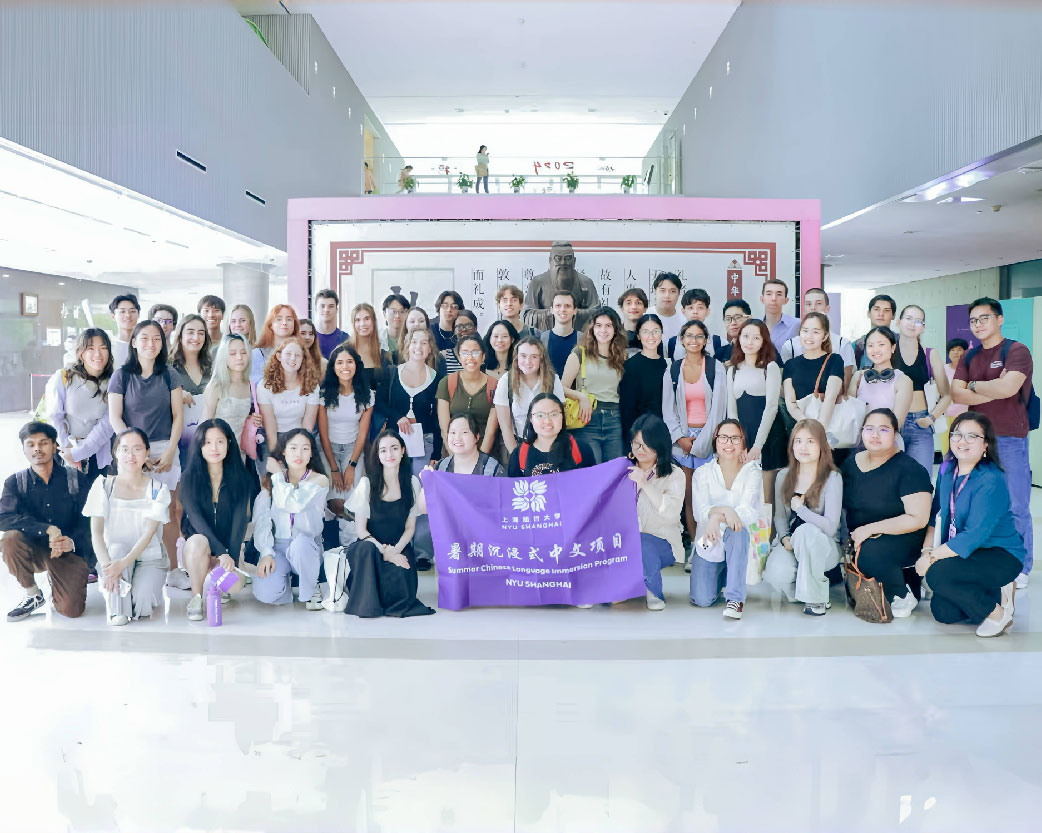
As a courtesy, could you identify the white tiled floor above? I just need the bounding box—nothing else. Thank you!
[2,411,1041,832]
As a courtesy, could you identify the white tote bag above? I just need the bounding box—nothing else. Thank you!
[797,357,866,448]
[321,547,350,612]
[923,348,948,435]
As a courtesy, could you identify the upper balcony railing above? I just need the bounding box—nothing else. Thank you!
[367,155,675,196]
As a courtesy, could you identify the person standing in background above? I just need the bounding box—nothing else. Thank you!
[951,298,1035,589]
[380,293,411,360]
[853,294,897,368]
[314,289,348,359]
[108,294,140,368]
[761,279,800,351]
[197,295,226,346]
[227,304,258,346]
[715,299,751,364]
[652,273,685,345]
[364,161,376,195]
[475,146,490,194]
[148,304,179,341]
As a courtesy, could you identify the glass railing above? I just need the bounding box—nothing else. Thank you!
[365,155,675,195]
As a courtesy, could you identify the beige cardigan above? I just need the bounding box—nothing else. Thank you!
[636,467,686,563]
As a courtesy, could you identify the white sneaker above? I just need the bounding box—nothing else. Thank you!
[645,589,665,611]
[1015,572,1029,590]
[165,568,192,591]
[186,594,204,621]
[890,589,918,618]
[1001,581,1016,617]
[109,614,129,626]
[576,604,593,609]
[305,589,324,611]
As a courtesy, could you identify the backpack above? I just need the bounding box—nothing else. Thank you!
[446,371,495,406]
[518,435,582,471]
[15,463,80,498]
[437,454,501,477]
[963,339,1040,431]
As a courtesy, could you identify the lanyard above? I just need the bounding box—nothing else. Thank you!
[289,470,309,530]
[948,471,971,541]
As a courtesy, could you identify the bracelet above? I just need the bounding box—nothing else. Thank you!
[349,460,358,468]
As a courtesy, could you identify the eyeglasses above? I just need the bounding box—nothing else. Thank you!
[968,314,993,326]
[385,308,405,318]
[531,411,563,422]
[552,255,575,264]
[715,435,744,445]
[630,440,648,453]
[639,328,663,337]
[950,431,985,443]
[458,349,483,359]
[440,303,460,311]
[454,322,476,332]
[154,318,174,326]
[902,316,925,327]
[683,333,707,342]
[724,314,748,324]
[861,426,893,436]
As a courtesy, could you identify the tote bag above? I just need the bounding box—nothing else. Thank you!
[240,383,262,460]
[797,358,866,448]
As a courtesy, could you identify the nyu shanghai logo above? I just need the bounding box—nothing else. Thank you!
[502,479,562,531]
[512,479,548,513]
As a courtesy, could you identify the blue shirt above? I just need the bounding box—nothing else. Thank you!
[932,460,1025,562]
[769,314,801,351]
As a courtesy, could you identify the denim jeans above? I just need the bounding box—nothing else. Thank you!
[996,435,1033,573]
[641,533,675,600]
[476,175,489,193]
[690,527,751,605]
[572,406,624,464]
[901,410,935,476]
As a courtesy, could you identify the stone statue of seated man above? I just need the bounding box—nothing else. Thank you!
[522,241,601,331]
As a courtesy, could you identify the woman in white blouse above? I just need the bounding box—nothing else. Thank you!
[82,428,171,625]
[690,419,761,619]
[628,415,686,610]
[252,429,329,609]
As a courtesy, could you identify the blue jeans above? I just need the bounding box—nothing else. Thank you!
[690,527,751,605]
[901,410,935,476]
[476,175,489,193]
[573,406,624,464]
[997,435,1033,573]
[641,533,675,600]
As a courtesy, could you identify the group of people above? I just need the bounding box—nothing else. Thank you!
[0,265,1034,638]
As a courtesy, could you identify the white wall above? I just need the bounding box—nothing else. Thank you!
[0,6,399,251]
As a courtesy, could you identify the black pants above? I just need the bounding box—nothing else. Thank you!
[926,547,1022,625]
[856,534,921,602]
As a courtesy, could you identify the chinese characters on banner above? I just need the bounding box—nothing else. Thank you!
[423,458,644,609]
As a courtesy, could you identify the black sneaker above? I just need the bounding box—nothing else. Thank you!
[7,594,45,622]
[415,556,433,571]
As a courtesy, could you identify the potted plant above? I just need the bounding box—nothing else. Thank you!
[621,174,637,194]
[510,175,526,194]
[457,172,473,193]
[563,171,580,193]
[403,176,417,194]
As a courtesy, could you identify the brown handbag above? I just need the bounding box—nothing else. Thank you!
[844,537,894,623]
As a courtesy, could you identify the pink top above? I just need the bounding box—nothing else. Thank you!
[856,368,905,412]
[685,375,707,426]
[945,365,968,417]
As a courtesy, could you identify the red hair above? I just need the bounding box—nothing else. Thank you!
[256,304,301,350]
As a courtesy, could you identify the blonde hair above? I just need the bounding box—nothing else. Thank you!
[398,327,439,371]
[348,303,384,366]
[229,304,258,346]
[509,336,556,398]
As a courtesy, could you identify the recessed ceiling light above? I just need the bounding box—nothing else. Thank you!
[937,196,984,204]
[824,254,845,258]
[58,281,65,285]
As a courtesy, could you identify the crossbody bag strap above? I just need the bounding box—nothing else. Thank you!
[811,355,830,400]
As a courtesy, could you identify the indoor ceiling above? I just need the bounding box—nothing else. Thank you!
[285,0,740,157]
[822,139,1042,290]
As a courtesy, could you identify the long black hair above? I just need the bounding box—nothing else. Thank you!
[181,418,251,512]
[263,428,326,491]
[320,343,372,413]
[520,392,576,467]
[945,411,1003,471]
[483,319,520,372]
[630,414,674,478]
[122,320,169,375]
[67,327,113,398]
[367,428,414,515]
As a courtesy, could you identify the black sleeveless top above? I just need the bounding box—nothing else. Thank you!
[893,342,928,392]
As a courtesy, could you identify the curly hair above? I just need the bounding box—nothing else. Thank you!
[320,343,373,413]
[577,307,627,374]
[262,336,320,395]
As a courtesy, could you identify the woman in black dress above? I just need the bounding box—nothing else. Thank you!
[619,313,667,441]
[344,429,435,618]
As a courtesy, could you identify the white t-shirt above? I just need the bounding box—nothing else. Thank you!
[657,310,687,345]
[111,338,131,369]
[321,391,374,444]
[493,373,566,438]
[257,383,320,432]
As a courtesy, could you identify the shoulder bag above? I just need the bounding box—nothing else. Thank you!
[798,355,865,448]
[564,347,597,430]
[843,537,894,623]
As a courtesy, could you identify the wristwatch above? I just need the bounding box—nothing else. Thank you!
[349,460,358,468]
[968,381,977,393]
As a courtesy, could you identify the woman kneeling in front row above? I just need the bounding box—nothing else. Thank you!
[252,429,329,609]
[628,415,686,610]
[343,429,435,618]
[690,419,761,619]
[916,412,1022,637]
[764,419,842,615]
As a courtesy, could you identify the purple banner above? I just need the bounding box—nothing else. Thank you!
[423,458,644,609]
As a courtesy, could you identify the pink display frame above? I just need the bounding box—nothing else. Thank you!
[286,196,820,313]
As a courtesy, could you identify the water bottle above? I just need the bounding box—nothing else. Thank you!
[206,584,222,627]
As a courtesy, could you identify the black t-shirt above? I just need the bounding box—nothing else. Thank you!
[841,451,932,547]
[783,353,845,400]
[507,437,596,477]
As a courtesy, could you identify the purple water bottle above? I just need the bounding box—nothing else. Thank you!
[206,584,222,627]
